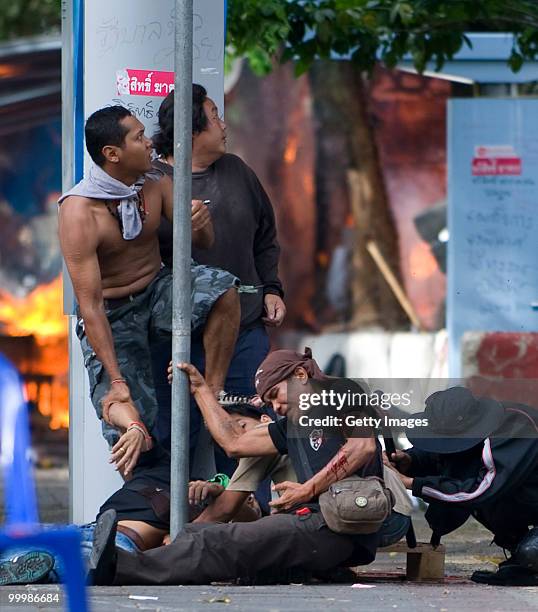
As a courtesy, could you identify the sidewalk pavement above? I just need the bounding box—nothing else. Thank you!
[1,469,537,611]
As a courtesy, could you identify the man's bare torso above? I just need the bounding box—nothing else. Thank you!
[61,177,165,299]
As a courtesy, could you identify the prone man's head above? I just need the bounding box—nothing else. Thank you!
[224,403,272,431]
[85,106,153,173]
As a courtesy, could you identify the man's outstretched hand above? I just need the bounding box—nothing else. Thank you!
[383,450,414,490]
[175,362,210,394]
[188,480,224,506]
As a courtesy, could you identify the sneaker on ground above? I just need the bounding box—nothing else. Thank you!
[216,390,261,407]
[87,509,118,586]
[0,551,54,586]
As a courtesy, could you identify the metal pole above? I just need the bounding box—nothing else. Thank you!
[170,0,193,538]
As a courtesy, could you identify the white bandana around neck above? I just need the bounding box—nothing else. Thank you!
[58,164,162,240]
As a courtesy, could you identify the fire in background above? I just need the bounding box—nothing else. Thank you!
[0,275,68,430]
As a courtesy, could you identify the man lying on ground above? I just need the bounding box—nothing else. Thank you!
[0,402,264,586]
[1,384,411,586]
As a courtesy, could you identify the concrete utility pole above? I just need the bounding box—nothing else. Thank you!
[170,0,193,538]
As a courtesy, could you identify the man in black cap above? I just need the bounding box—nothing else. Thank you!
[388,386,538,586]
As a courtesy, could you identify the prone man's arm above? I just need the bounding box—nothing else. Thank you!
[194,385,277,457]
[179,362,277,457]
[194,490,251,523]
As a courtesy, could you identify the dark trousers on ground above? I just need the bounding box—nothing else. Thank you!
[477,498,538,552]
[114,512,375,586]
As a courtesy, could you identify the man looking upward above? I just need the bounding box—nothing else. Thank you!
[152,86,285,483]
[153,85,285,408]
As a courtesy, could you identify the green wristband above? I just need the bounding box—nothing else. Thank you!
[207,473,230,489]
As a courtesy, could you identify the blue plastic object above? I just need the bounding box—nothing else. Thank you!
[0,353,88,611]
[0,353,38,525]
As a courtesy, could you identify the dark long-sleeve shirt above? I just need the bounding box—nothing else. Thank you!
[156,154,283,329]
[405,404,538,542]
[407,404,538,508]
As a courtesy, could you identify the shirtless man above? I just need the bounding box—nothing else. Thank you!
[59,106,240,472]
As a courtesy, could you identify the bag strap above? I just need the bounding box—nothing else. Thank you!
[295,437,316,481]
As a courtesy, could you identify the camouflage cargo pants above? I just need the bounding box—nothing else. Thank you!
[76,264,238,446]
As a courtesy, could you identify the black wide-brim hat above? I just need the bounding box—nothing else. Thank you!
[406,386,504,454]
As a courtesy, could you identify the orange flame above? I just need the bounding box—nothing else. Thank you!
[284,134,298,164]
[0,275,69,429]
[409,241,439,280]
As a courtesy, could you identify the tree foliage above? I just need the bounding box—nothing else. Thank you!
[226,0,538,75]
[1,0,537,77]
[0,0,60,40]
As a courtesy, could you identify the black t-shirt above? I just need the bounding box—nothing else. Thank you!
[268,417,382,488]
[99,445,171,530]
[155,154,283,329]
[267,378,383,492]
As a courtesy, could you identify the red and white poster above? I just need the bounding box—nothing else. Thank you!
[84,0,225,138]
[472,144,522,175]
[116,68,175,97]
